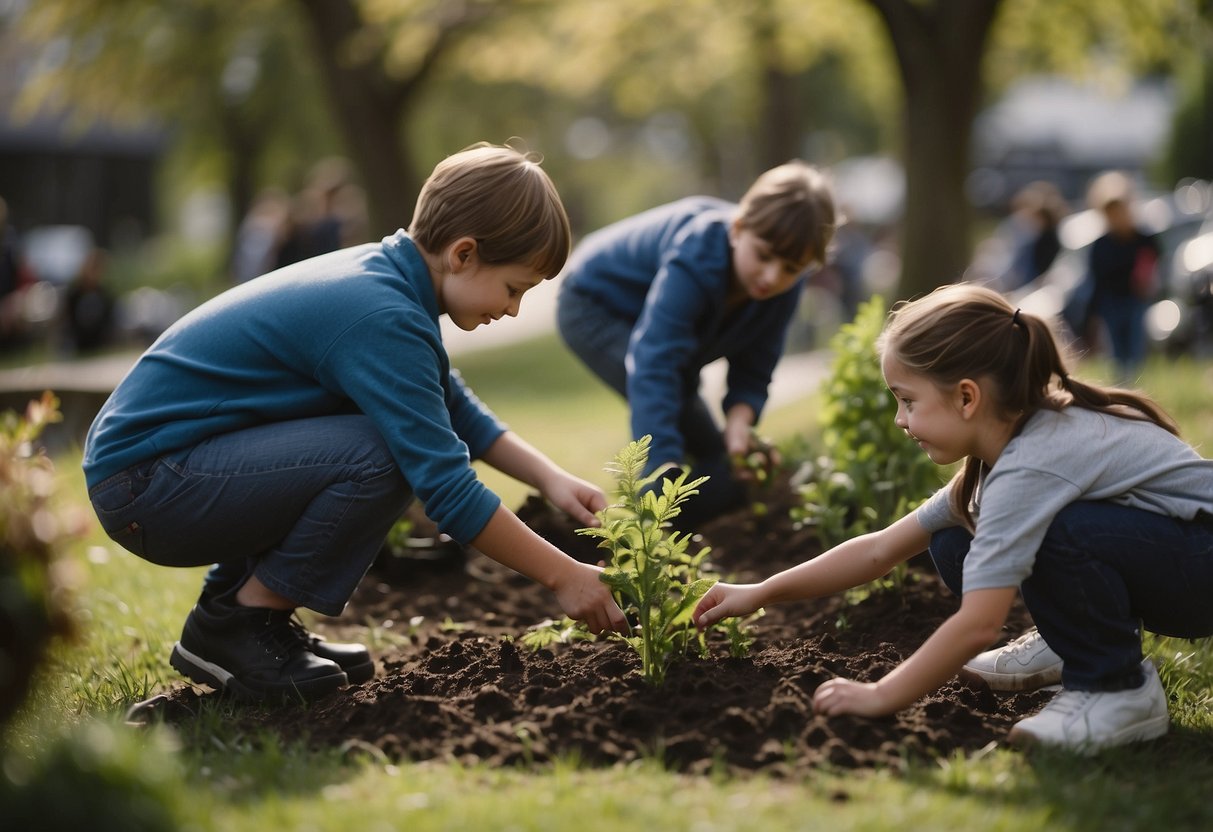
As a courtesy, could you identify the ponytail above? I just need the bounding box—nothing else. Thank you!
[1060,373,1179,436]
[880,283,1181,532]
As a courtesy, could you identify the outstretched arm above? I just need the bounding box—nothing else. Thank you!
[813,587,1017,717]
[693,511,930,629]
[470,504,627,635]
[480,431,607,527]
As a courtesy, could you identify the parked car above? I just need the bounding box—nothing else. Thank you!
[1151,221,1213,354]
[1010,183,1212,353]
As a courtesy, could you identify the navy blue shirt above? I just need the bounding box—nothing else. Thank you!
[84,232,506,543]
[562,196,803,469]
[1089,229,1160,300]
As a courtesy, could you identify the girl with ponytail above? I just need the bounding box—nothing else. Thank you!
[693,283,1213,753]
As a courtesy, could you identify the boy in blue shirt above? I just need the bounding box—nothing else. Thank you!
[84,144,627,702]
[556,161,836,527]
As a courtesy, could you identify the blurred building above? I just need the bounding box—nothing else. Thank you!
[0,21,164,248]
[969,75,1177,210]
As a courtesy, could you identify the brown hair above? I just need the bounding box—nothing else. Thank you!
[736,160,836,266]
[409,142,572,279]
[877,283,1179,529]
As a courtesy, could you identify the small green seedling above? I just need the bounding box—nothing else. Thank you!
[580,436,716,686]
[720,608,764,658]
[734,429,778,517]
[731,428,778,484]
[520,617,597,651]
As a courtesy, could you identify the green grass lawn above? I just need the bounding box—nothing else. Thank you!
[4,339,1213,831]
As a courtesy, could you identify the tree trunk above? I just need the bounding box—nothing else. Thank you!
[866,0,1002,299]
[293,0,418,237]
[218,106,262,267]
[761,65,801,170]
[753,1,802,170]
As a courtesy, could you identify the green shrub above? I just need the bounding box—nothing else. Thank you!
[0,721,180,831]
[0,392,76,733]
[791,297,943,587]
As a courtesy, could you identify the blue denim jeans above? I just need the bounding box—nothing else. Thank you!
[1095,294,1148,381]
[556,283,745,524]
[88,415,413,616]
[930,501,1213,691]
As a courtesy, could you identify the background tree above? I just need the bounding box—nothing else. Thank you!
[861,0,1205,297]
[862,0,1002,297]
[16,0,338,248]
[444,0,894,215]
[13,0,1210,299]
[1156,1,1213,184]
[291,0,508,234]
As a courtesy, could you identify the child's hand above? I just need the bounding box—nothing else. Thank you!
[552,561,628,635]
[692,581,764,630]
[724,418,754,460]
[812,677,892,718]
[726,427,780,483]
[541,471,608,528]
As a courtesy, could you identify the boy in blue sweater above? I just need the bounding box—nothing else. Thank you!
[84,144,627,701]
[556,161,836,526]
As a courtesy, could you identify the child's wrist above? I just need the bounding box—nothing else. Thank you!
[540,551,581,593]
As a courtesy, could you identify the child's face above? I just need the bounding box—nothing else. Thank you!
[881,354,973,466]
[441,256,545,331]
[729,224,813,301]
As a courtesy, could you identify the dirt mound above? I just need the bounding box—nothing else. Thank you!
[150,483,1048,773]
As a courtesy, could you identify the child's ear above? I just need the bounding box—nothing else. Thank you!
[448,237,478,272]
[728,217,745,244]
[956,379,980,418]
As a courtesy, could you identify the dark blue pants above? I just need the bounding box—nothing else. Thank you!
[930,501,1213,692]
[88,415,413,616]
[1095,294,1148,381]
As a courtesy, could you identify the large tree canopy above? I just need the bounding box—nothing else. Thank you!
[15,0,337,242]
[12,0,1209,297]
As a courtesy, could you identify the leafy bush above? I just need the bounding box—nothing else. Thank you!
[791,297,943,575]
[0,392,76,732]
[578,437,718,686]
[0,721,180,831]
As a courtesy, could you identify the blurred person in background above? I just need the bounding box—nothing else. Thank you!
[1007,181,1066,290]
[1085,172,1160,383]
[231,188,293,284]
[275,158,368,270]
[0,196,30,348]
[63,247,115,353]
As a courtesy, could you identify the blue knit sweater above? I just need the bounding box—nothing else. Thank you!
[83,231,505,543]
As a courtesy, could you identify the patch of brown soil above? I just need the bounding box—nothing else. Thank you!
[154,484,1048,773]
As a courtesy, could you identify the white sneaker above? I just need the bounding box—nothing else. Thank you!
[1008,660,1169,754]
[961,628,1063,691]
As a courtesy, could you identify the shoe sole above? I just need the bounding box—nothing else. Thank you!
[307,643,375,684]
[1008,714,1169,754]
[339,659,375,685]
[170,642,348,702]
[959,664,1064,692]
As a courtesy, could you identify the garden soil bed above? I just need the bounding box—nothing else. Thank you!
[149,483,1050,774]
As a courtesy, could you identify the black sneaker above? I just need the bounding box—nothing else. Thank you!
[169,598,348,702]
[288,616,376,684]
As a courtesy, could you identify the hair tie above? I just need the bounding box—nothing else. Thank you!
[1011,308,1022,327]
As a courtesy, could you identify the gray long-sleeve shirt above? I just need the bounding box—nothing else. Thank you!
[916,406,1213,592]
